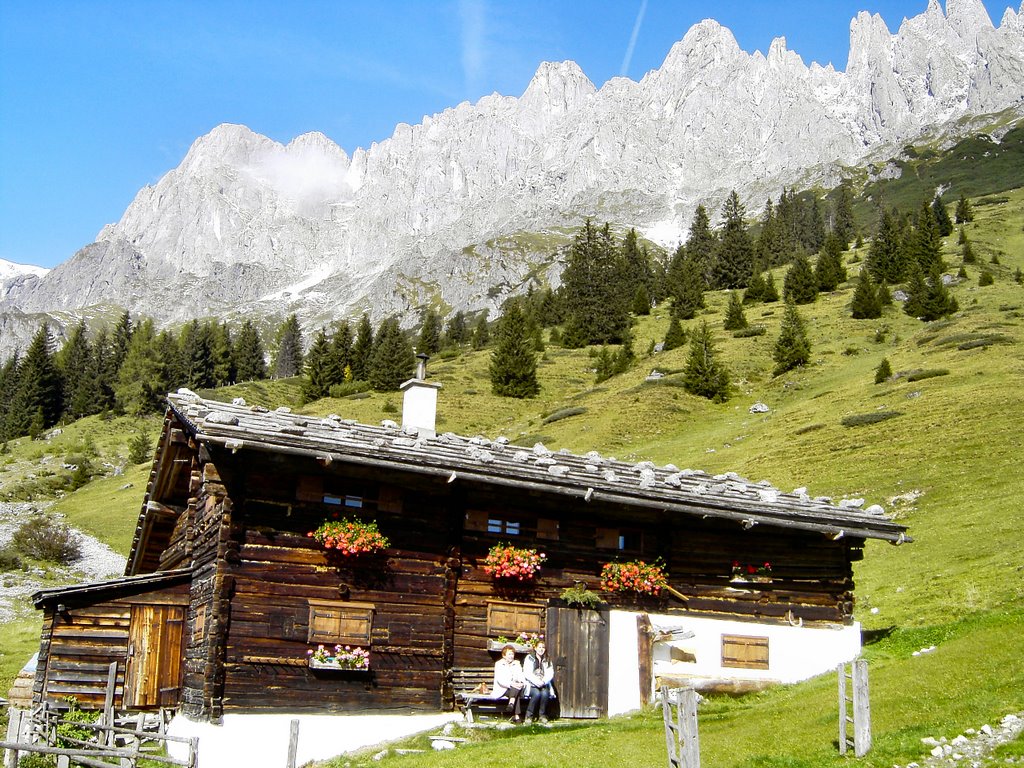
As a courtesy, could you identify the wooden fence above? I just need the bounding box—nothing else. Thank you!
[838,659,871,757]
[662,686,700,768]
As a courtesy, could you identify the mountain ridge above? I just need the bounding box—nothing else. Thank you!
[1,0,1023,357]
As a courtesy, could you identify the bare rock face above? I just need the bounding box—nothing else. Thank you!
[2,2,1023,354]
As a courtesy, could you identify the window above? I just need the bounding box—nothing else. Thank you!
[307,600,375,645]
[596,527,642,552]
[487,517,520,536]
[721,634,769,670]
[486,601,544,637]
[464,510,558,540]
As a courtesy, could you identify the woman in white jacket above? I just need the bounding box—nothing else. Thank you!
[523,641,555,723]
[492,644,526,721]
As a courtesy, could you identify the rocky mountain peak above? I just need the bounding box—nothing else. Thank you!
[521,60,595,116]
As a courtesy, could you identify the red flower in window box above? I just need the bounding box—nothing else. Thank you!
[307,518,389,555]
[482,544,547,581]
[600,559,667,595]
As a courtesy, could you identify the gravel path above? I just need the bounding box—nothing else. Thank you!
[0,502,127,623]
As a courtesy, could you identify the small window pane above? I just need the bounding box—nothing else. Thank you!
[487,519,503,533]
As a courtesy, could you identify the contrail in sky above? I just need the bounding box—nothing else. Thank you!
[620,0,648,77]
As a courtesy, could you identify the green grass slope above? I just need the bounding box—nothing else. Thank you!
[1,188,1021,766]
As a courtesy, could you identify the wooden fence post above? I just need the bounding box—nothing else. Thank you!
[662,687,700,768]
[286,719,299,768]
[838,660,871,757]
[4,709,23,768]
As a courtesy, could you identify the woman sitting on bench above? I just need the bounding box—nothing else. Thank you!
[492,644,526,722]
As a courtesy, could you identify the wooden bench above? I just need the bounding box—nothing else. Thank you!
[451,667,512,722]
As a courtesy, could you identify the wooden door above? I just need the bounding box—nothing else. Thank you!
[546,605,609,718]
[124,605,185,709]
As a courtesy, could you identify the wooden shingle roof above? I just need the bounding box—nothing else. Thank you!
[166,390,909,543]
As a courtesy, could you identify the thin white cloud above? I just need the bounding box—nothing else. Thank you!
[620,0,648,77]
[459,0,486,98]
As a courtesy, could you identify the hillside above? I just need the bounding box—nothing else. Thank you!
[1,188,1022,766]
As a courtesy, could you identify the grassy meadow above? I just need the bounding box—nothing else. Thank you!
[1,188,1022,766]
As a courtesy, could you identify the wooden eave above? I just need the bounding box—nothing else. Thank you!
[165,391,910,545]
[32,568,193,609]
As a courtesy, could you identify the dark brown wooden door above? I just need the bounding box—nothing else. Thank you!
[546,605,609,718]
[124,605,185,709]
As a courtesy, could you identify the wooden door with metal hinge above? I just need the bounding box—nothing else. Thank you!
[124,604,186,709]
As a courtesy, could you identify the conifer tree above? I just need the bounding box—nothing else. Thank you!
[755,197,785,270]
[832,183,856,247]
[762,272,780,302]
[668,251,706,320]
[210,322,235,386]
[815,233,848,292]
[417,309,442,355]
[179,320,215,390]
[57,320,96,421]
[350,313,374,380]
[743,272,767,304]
[560,220,630,346]
[931,195,953,237]
[684,205,717,284]
[12,324,64,434]
[91,326,117,413]
[663,316,687,351]
[111,310,134,374]
[489,302,539,398]
[233,320,267,382]
[327,321,353,385]
[0,353,21,441]
[867,208,908,283]
[115,319,165,416]
[155,330,182,391]
[711,191,754,289]
[909,199,945,274]
[620,228,653,302]
[471,312,490,349]
[919,266,959,320]
[369,318,414,392]
[272,314,304,378]
[301,328,333,403]
[874,357,892,384]
[783,253,818,304]
[850,269,883,319]
[443,311,469,347]
[877,280,893,307]
[961,237,976,264]
[772,302,811,376]
[954,193,974,224]
[902,262,929,319]
[682,321,730,402]
[723,292,748,331]
[632,284,651,316]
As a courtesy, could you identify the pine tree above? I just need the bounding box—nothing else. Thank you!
[155,330,182,390]
[560,220,631,345]
[12,324,64,435]
[489,302,539,398]
[369,318,414,392]
[632,284,651,316]
[0,353,21,441]
[723,292,748,331]
[272,314,304,378]
[919,266,959,320]
[417,309,442,355]
[850,270,883,319]
[57,320,96,421]
[874,357,892,384]
[772,302,811,376]
[867,208,908,283]
[179,320,215,390]
[663,316,687,351]
[877,280,893,307]
[909,199,945,274]
[743,272,767,304]
[326,321,352,386]
[471,312,490,349]
[755,197,785,270]
[902,262,929,319]
[931,195,953,237]
[210,322,235,386]
[684,205,717,285]
[443,311,469,347]
[233,320,267,382]
[954,193,974,224]
[350,313,374,380]
[832,183,856,247]
[301,328,333,403]
[669,251,706,320]
[762,272,780,302]
[783,253,818,304]
[961,237,976,264]
[682,321,730,402]
[815,233,848,292]
[620,228,653,302]
[111,310,134,373]
[711,191,755,289]
[91,327,117,413]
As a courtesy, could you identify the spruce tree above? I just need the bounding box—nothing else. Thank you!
[111,310,134,374]
[931,195,953,237]
[743,272,767,304]
[682,321,730,402]
[417,309,442,355]
[669,252,706,320]
[57,320,96,421]
[12,324,64,434]
[443,311,469,347]
[954,193,974,224]
[867,208,908,283]
[762,272,780,302]
[210,322,235,386]
[783,253,818,304]
[179,320,215,390]
[301,328,333,403]
[91,326,117,413]
[902,262,929,319]
[350,313,374,380]
[772,301,811,376]
[272,314,304,378]
[560,220,630,345]
[815,233,848,292]
[156,330,182,390]
[723,292,749,331]
[114,319,165,416]
[909,199,945,274]
[0,353,21,441]
[663,316,687,351]
[632,284,651,316]
[368,318,414,392]
[832,183,856,247]
[620,228,653,302]
[711,191,755,289]
[233,320,267,382]
[489,302,540,398]
[684,204,717,285]
[850,270,883,319]
[471,312,490,349]
[327,321,353,385]
[961,237,976,264]
[920,266,959,320]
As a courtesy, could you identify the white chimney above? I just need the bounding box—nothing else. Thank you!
[401,354,441,438]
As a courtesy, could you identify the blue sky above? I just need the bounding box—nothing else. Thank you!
[0,1,1013,269]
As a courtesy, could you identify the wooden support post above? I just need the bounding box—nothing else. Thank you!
[103,660,118,745]
[837,663,849,755]
[662,687,680,768]
[4,709,23,768]
[188,737,199,768]
[286,719,299,768]
[661,687,700,768]
[853,659,871,757]
[637,614,653,706]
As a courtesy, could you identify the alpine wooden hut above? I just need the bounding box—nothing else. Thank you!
[32,377,908,722]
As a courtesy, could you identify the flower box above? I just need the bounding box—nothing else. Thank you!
[306,644,370,671]
[482,544,547,581]
[308,658,372,673]
[600,560,668,595]
[486,640,534,654]
[307,518,389,555]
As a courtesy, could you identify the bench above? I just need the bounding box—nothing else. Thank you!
[451,667,512,722]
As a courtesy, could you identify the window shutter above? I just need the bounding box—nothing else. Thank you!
[536,518,560,540]
[296,476,324,503]
[486,601,544,637]
[465,509,489,532]
[307,600,375,645]
[378,485,403,513]
[721,635,769,670]
[595,527,620,549]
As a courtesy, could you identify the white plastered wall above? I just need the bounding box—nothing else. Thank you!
[607,610,861,716]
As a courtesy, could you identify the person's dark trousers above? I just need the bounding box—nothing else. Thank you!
[525,685,550,720]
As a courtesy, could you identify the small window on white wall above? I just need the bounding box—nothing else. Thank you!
[721,634,769,670]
